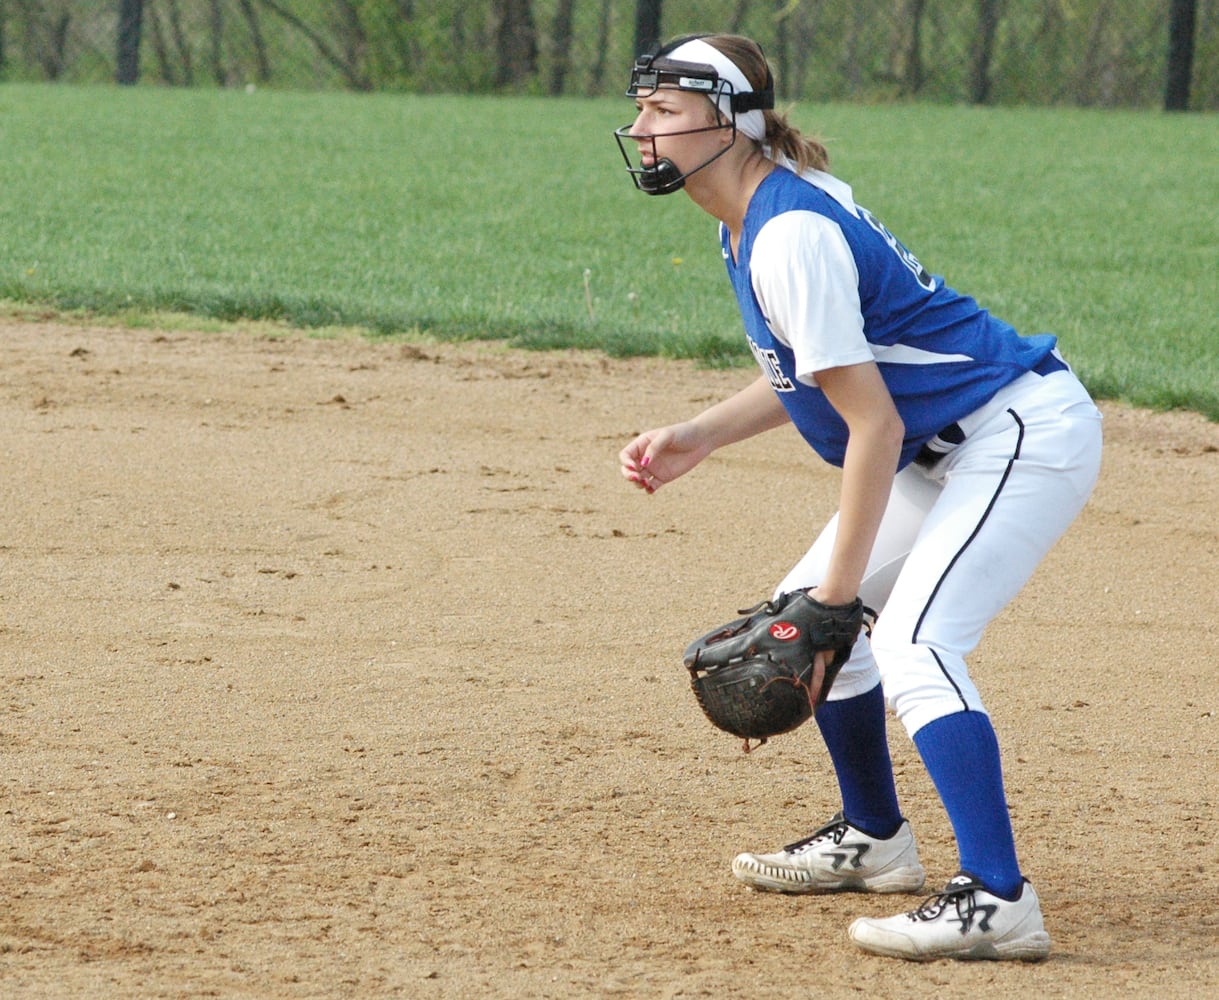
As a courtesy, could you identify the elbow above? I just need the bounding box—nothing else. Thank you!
[886,411,906,453]
[873,408,905,456]
[872,411,906,471]
[844,410,905,470]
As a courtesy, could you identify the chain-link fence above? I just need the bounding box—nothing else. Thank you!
[1,1,1215,109]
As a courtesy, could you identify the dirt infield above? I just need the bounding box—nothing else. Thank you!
[1,317,1215,998]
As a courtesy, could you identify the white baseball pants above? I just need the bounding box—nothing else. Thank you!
[775,368,1103,737]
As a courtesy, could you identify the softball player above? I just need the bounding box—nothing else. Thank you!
[614,33,1102,961]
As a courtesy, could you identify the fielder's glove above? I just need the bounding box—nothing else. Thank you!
[683,590,872,752]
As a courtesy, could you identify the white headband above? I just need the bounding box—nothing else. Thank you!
[665,38,767,143]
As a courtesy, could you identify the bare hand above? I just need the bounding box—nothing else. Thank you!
[807,649,831,705]
[618,423,711,494]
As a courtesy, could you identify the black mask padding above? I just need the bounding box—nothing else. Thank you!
[639,158,685,195]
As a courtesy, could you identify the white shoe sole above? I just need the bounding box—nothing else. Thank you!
[848,919,1051,962]
[732,857,926,895]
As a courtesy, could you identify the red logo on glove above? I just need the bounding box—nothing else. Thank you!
[769,622,800,641]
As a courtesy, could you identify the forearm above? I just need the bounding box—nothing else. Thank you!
[689,375,790,451]
[818,419,903,602]
[812,362,905,604]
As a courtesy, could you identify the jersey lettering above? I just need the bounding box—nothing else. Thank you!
[748,337,795,392]
[859,206,935,291]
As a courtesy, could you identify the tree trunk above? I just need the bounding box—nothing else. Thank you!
[969,0,1002,104]
[494,0,536,90]
[257,0,370,90]
[147,0,177,84]
[385,0,417,81]
[1165,0,1199,111]
[782,0,826,102]
[16,1,74,80]
[729,0,750,35]
[900,0,927,95]
[237,0,270,83]
[548,0,575,95]
[116,0,143,85]
[1077,0,1113,106]
[842,2,865,91]
[208,0,225,85]
[0,1,8,77]
[333,0,368,88]
[49,9,68,77]
[587,0,613,95]
[634,0,662,57]
[166,0,194,85]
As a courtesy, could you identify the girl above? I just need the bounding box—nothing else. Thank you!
[615,34,1102,962]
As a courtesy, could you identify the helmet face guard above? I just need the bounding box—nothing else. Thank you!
[614,47,774,196]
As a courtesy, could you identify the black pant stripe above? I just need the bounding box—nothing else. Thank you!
[910,409,1027,710]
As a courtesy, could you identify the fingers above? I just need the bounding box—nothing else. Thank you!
[619,431,664,494]
[618,436,647,487]
[618,431,651,470]
[622,453,659,493]
[808,651,829,705]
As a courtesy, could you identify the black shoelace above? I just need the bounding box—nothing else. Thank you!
[782,813,849,854]
[908,878,998,935]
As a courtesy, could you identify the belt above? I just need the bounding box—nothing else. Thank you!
[913,351,1068,468]
[913,421,965,468]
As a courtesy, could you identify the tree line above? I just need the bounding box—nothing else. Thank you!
[1,1,1213,110]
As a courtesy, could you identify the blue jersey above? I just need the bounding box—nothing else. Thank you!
[722,166,1060,468]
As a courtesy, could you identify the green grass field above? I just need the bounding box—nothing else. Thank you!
[1,84,1215,417]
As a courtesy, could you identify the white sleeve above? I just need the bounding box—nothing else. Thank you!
[749,210,872,386]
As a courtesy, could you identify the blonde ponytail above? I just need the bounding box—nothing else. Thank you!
[702,34,830,173]
[764,111,830,173]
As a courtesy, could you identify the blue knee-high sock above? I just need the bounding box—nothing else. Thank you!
[913,710,1023,899]
[814,683,903,839]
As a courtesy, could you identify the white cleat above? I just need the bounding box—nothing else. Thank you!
[731,812,926,895]
[848,872,1052,962]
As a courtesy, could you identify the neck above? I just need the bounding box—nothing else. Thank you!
[685,144,774,236]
